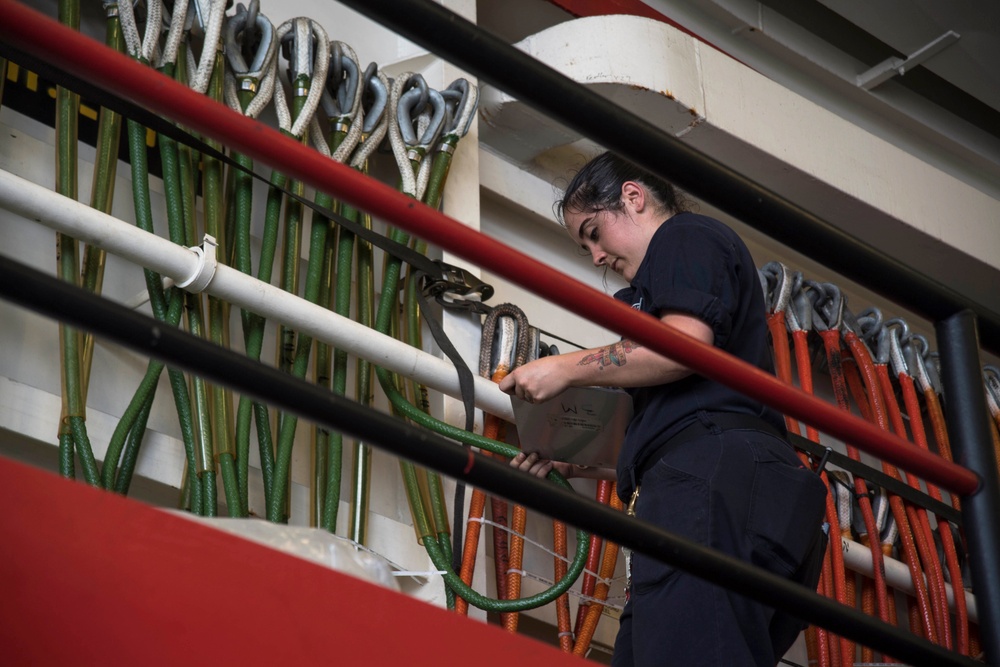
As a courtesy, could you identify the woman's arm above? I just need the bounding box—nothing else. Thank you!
[498,312,713,403]
[510,452,618,481]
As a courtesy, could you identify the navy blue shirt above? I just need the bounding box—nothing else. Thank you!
[614,212,785,500]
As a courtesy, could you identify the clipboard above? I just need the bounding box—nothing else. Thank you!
[510,386,632,467]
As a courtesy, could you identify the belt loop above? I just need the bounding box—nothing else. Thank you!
[696,409,722,435]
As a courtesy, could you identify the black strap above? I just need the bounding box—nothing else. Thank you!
[635,412,786,484]
[414,271,477,434]
[791,433,962,525]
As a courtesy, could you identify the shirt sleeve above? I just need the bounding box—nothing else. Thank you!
[642,221,741,348]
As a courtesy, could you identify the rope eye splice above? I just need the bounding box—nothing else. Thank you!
[439,78,479,148]
[273,17,329,140]
[359,62,389,135]
[223,1,278,119]
[321,42,360,126]
[117,0,164,63]
[760,260,794,320]
[876,317,910,379]
[224,2,275,87]
[397,74,446,195]
[318,41,365,163]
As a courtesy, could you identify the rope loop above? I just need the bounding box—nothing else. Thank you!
[223,1,277,118]
[881,318,910,376]
[349,65,390,169]
[119,0,163,62]
[272,17,329,138]
[224,0,275,80]
[440,78,479,141]
[323,41,365,163]
[760,260,793,316]
[183,0,226,94]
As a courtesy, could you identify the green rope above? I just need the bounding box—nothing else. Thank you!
[234,167,287,516]
[267,190,334,523]
[113,396,153,496]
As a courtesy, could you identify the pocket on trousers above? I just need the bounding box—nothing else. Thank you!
[631,462,710,593]
[746,454,827,577]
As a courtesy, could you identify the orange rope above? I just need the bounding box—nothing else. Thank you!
[490,495,510,603]
[455,483,486,615]
[553,519,573,652]
[456,368,509,615]
[573,487,623,656]
[792,327,850,667]
[792,329,821,443]
[991,418,1000,493]
[814,567,832,667]
[971,624,982,660]
[575,480,612,637]
[859,553,875,664]
[768,311,801,435]
[503,504,528,632]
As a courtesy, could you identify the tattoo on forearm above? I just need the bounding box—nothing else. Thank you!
[579,340,642,370]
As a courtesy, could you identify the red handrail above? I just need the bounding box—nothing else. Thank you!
[0,0,979,496]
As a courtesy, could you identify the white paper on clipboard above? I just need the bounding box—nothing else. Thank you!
[510,386,632,467]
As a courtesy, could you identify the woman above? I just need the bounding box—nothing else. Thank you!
[499,152,827,667]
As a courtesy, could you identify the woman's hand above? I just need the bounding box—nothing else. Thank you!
[498,356,573,404]
[509,452,574,479]
[509,452,616,481]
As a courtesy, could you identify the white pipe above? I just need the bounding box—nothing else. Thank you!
[0,168,514,421]
[841,536,977,623]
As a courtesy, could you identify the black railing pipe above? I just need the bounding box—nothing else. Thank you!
[0,254,984,667]
[333,0,1000,356]
[937,311,1000,664]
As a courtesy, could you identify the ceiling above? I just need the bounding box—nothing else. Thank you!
[480,0,1000,199]
[645,0,1000,197]
[813,0,1000,114]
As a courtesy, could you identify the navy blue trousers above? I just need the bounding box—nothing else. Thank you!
[612,414,828,666]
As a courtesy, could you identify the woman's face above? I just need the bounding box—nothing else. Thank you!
[564,203,654,283]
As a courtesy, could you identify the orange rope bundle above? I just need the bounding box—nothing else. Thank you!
[821,329,891,638]
[896,355,970,653]
[768,310,802,436]
[875,363,953,648]
[841,337,934,650]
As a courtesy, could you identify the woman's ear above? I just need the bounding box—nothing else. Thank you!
[621,181,645,213]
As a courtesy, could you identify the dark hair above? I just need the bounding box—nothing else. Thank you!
[556,152,690,223]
